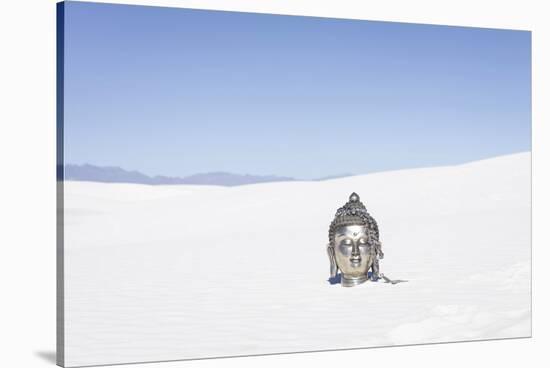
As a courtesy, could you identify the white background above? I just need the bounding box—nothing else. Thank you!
[0,0,548,367]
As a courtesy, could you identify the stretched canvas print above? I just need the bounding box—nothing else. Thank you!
[56,1,532,367]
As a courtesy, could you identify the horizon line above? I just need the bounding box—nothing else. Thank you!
[62,150,531,186]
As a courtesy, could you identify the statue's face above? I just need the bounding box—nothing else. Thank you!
[334,225,372,279]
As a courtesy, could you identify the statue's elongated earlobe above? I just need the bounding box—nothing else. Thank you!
[327,244,338,278]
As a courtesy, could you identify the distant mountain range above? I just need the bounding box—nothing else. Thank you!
[64,164,299,186]
[64,164,353,186]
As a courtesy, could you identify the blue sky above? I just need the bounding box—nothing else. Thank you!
[63,1,531,179]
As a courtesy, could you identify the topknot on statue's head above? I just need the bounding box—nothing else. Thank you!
[328,192,379,246]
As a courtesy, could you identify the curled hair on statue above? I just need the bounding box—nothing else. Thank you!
[328,192,379,246]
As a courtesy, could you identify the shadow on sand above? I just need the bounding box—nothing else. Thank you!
[328,272,385,285]
[35,351,56,365]
[327,273,342,285]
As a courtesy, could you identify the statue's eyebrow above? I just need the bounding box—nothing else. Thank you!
[335,232,351,237]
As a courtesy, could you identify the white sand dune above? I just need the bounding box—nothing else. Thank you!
[62,152,531,367]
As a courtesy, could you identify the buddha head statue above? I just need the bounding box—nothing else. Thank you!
[327,192,379,287]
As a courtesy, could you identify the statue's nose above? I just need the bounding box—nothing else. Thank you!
[351,242,361,259]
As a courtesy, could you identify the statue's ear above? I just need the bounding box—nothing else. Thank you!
[327,244,338,278]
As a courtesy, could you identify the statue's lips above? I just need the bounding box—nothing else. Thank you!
[350,257,361,266]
